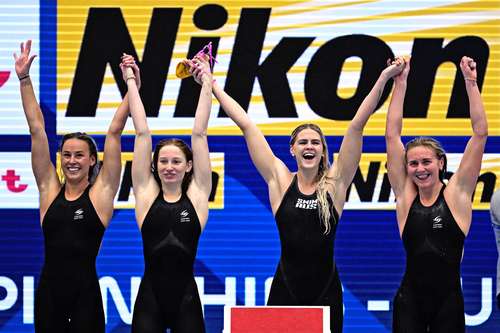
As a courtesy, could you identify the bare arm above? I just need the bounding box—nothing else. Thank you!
[212,81,288,185]
[187,57,213,198]
[121,56,158,227]
[122,57,155,195]
[385,58,411,197]
[332,59,406,201]
[449,56,488,196]
[91,94,129,226]
[15,40,60,216]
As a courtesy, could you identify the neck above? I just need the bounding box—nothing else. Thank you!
[418,181,443,205]
[297,169,319,194]
[161,182,183,202]
[64,179,89,200]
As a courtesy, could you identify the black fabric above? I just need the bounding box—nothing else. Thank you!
[35,185,105,333]
[393,185,465,333]
[132,191,205,333]
[268,175,342,332]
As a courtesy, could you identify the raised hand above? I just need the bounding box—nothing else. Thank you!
[460,56,477,82]
[184,54,212,86]
[13,40,37,79]
[120,53,141,89]
[393,57,410,85]
[382,56,406,80]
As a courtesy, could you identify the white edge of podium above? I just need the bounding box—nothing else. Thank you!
[222,306,331,333]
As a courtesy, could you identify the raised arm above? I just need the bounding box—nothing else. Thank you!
[121,55,157,214]
[385,58,411,198]
[14,40,60,215]
[449,56,488,196]
[332,58,406,202]
[186,57,212,198]
[212,81,288,185]
[91,89,130,226]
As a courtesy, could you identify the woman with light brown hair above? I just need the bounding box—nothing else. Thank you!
[386,56,487,332]
[122,53,213,332]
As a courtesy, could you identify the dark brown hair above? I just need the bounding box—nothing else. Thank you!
[59,132,100,184]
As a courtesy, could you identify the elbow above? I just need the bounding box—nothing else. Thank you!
[474,126,488,139]
[135,128,151,137]
[192,128,207,138]
[473,118,488,138]
[107,126,123,136]
[385,132,400,143]
[29,125,45,137]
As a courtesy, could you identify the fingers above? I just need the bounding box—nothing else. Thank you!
[26,40,32,55]
[27,54,37,67]
[461,56,476,71]
[13,52,17,61]
[20,42,24,54]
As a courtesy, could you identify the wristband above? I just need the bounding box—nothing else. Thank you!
[18,74,30,81]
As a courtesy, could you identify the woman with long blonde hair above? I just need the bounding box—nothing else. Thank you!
[213,59,405,332]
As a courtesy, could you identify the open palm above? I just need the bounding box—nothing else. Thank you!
[13,40,36,78]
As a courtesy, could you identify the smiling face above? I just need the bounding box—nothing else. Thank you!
[156,144,193,187]
[406,145,444,190]
[60,138,96,184]
[290,127,326,172]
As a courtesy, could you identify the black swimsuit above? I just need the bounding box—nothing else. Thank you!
[35,185,105,333]
[132,191,205,333]
[393,185,465,333]
[267,175,343,332]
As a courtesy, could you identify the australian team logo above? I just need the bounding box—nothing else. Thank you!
[180,209,190,223]
[432,216,443,229]
[73,208,84,221]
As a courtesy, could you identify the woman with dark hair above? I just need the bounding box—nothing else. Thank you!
[212,59,405,332]
[122,53,212,332]
[15,40,129,332]
[386,57,488,332]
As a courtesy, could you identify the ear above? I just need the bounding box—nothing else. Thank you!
[438,156,444,171]
[290,146,295,157]
[186,160,193,173]
[90,154,96,167]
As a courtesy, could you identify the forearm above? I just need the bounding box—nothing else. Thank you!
[108,94,129,135]
[386,81,406,140]
[20,77,45,133]
[192,81,212,137]
[351,73,389,131]
[212,81,253,132]
[127,80,150,137]
[465,80,488,137]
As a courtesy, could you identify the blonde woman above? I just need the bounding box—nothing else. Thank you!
[213,60,405,332]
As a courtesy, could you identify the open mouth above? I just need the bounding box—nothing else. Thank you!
[416,173,430,180]
[303,152,315,160]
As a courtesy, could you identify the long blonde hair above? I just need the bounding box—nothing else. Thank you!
[290,124,337,234]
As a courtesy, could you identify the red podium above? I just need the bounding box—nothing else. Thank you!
[223,306,331,333]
